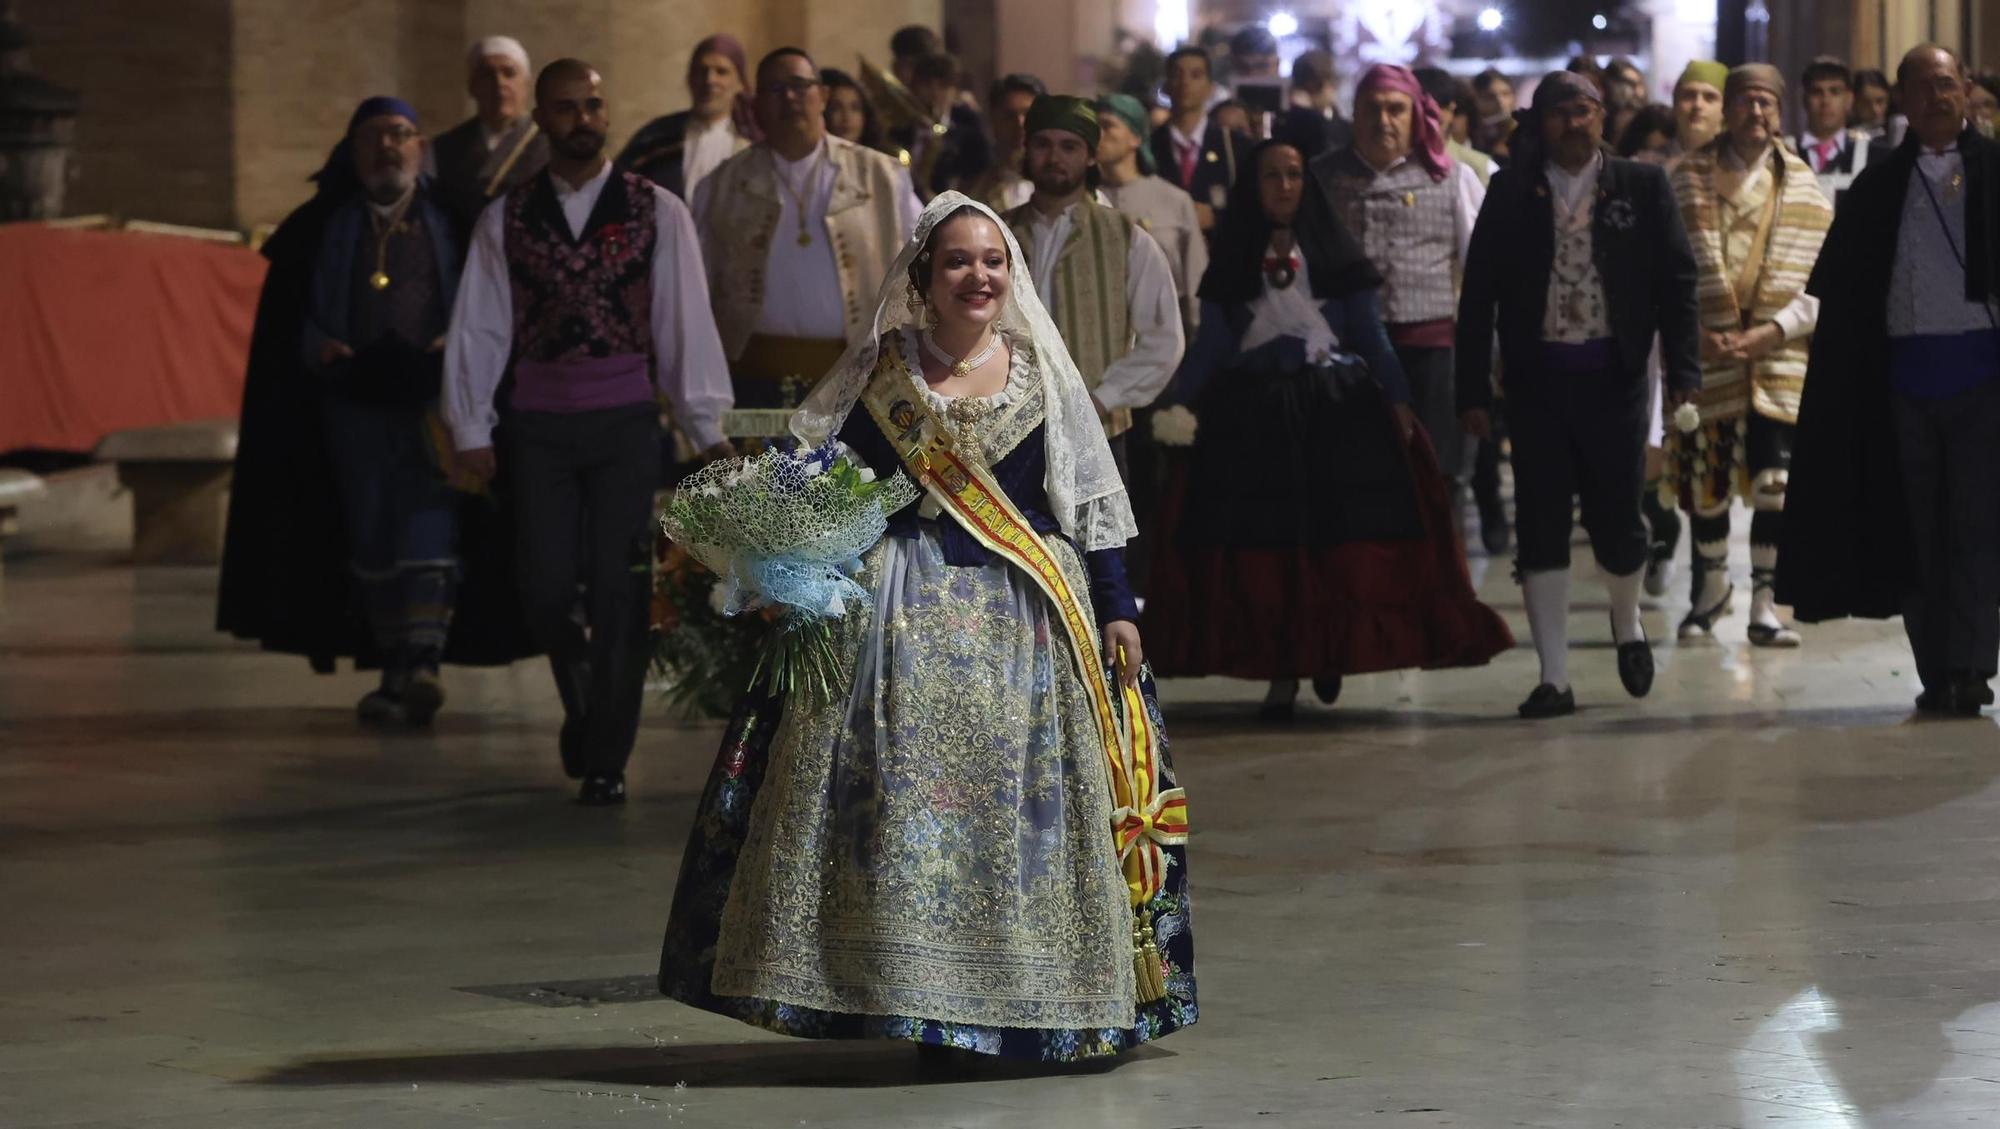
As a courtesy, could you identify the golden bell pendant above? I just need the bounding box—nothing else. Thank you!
[796,230,813,247]
[368,271,391,291]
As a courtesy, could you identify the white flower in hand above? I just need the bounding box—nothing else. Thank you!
[1152,405,1199,447]
[1673,401,1701,434]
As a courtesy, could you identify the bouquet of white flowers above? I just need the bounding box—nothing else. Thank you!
[660,442,919,703]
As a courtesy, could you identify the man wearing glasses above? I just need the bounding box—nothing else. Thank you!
[694,47,923,413]
[1781,45,2000,717]
[1660,64,1832,649]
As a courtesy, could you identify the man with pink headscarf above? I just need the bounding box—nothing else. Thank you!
[615,34,762,200]
[1311,63,1490,543]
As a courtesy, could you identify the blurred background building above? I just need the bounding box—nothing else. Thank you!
[11,0,1997,229]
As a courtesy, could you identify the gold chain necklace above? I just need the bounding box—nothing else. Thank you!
[366,188,418,290]
[769,143,828,247]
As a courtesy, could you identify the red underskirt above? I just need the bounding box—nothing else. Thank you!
[1143,429,1515,680]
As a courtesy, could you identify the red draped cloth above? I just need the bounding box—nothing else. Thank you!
[0,225,266,454]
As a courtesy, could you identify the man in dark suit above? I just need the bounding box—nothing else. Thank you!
[613,34,757,201]
[1456,72,1702,719]
[1151,46,1254,236]
[1779,44,2000,717]
[1795,56,1878,206]
[427,37,550,228]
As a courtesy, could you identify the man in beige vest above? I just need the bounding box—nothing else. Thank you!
[1004,96,1183,476]
[694,47,922,413]
[1662,64,1832,647]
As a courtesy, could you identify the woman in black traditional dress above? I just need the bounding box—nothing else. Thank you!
[1145,137,1513,719]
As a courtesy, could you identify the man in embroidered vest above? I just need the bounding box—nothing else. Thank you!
[1004,96,1184,479]
[445,59,734,806]
[1456,72,1702,720]
[1314,65,1491,541]
[1780,44,2000,717]
[429,37,549,229]
[695,47,922,418]
[1795,57,1876,206]
[1662,64,1833,649]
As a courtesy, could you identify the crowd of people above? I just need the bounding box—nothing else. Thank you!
[204,19,1999,1069]
[216,25,2000,751]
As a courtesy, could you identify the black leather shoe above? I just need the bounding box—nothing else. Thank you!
[1517,683,1576,719]
[576,775,626,806]
[1312,673,1344,705]
[1916,686,1956,716]
[1257,700,1296,723]
[1614,618,1655,699]
[1951,672,1993,717]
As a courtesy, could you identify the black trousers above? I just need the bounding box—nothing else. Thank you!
[1504,366,1648,576]
[509,405,662,778]
[1894,381,2000,685]
[1397,344,1466,494]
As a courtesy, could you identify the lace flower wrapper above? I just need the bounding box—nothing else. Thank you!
[661,443,919,703]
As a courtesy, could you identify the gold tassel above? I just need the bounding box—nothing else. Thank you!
[1133,916,1168,1004]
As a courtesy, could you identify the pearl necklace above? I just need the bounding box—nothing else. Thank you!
[921,328,1001,378]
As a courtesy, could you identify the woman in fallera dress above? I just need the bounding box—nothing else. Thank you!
[1145,137,1513,719]
[658,193,1195,1063]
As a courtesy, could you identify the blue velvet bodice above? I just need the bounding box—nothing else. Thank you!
[836,406,1139,625]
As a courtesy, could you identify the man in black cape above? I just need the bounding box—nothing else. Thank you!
[217,101,536,724]
[1778,44,2000,716]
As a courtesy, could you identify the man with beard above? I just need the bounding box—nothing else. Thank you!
[445,59,734,804]
[429,37,549,227]
[1005,95,1184,475]
[1472,69,1518,163]
[1315,65,1490,540]
[1662,64,1833,648]
[222,98,537,727]
[614,34,759,201]
[1795,57,1876,204]
[1456,72,1701,718]
[1152,46,1254,235]
[1604,58,1648,147]
[965,73,1047,212]
[1781,45,2000,716]
[695,47,921,412]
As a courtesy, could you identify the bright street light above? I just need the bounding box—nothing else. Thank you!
[1477,7,1505,32]
[1267,11,1300,38]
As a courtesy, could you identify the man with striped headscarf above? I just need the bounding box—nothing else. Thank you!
[1661,64,1833,648]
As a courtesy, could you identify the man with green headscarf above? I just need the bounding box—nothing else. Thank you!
[1096,93,1207,333]
[1005,94,1185,476]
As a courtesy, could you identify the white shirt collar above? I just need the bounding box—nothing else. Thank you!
[1358,150,1409,176]
[771,137,830,171]
[551,159,614,201]
[1546,150,1603,213]
[1169,117,1207,152]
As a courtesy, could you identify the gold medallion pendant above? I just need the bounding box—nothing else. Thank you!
[368,271,391,291]
[797,230,813,247]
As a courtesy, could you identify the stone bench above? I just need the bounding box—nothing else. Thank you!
[93,420,239,565]
[0,469,48,600]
